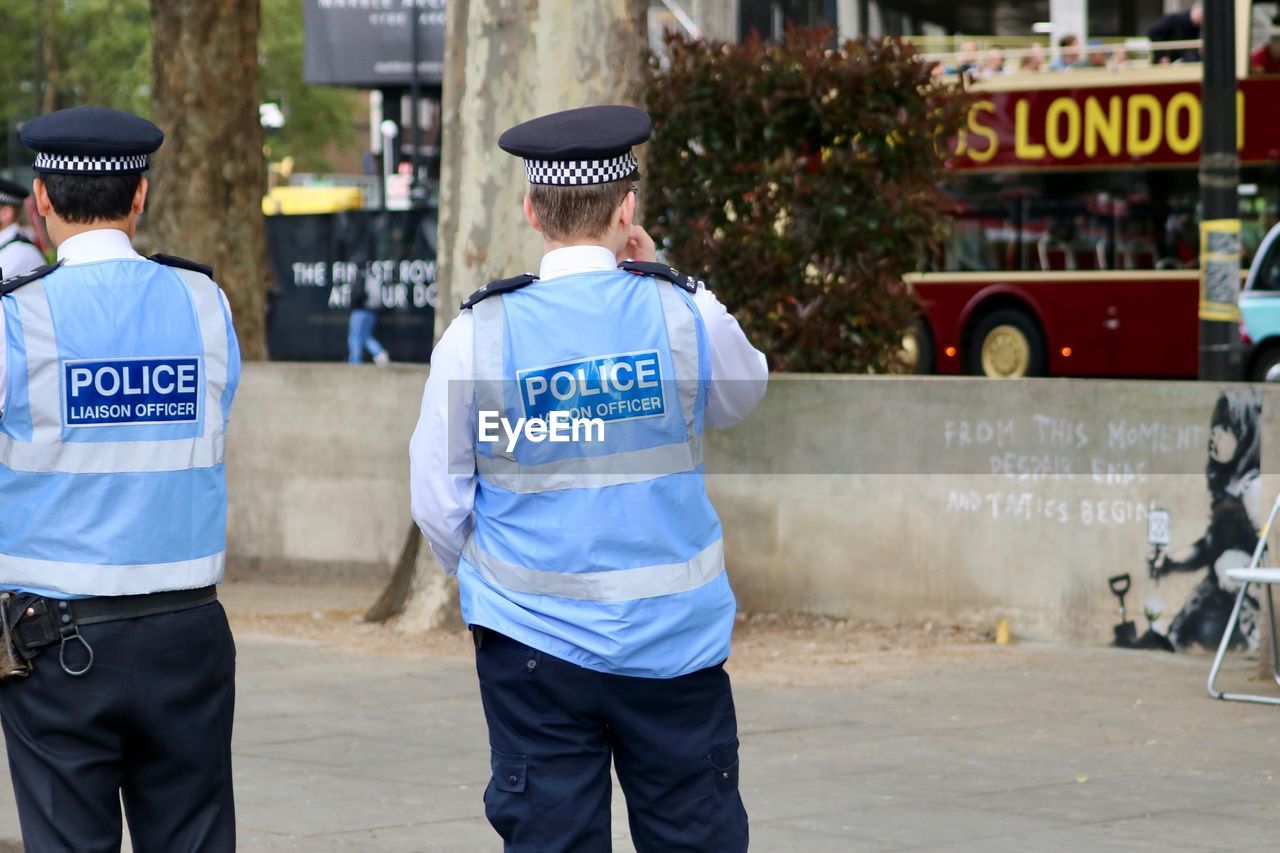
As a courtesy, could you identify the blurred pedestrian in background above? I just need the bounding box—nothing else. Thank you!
[348,270,390,365]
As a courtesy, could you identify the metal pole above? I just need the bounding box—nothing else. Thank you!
[1198,0,1242,380]
[409,0,423,203]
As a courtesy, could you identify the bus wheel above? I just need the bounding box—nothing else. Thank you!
[898,317,934,374]
[967,309,1045,378]
[1250,344,1280,382]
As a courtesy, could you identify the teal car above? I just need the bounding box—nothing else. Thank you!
[1240,222,1280,381]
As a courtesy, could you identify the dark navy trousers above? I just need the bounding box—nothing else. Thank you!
[475,629,749,852]
[0,601,236,853]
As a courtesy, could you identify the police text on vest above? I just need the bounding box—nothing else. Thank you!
[64,357,201,427]
[517,350,666,424]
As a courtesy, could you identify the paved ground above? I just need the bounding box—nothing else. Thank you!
[0,585,1276,851]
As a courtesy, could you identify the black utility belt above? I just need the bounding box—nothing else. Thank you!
[0,586,217,679]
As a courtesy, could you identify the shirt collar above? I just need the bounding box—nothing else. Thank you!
[538,244,618,281]
[56,229,142,266]
[0,224,20,246]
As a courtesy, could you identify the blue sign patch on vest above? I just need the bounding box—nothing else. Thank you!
[63,357,201,427]
[517,349,666,424]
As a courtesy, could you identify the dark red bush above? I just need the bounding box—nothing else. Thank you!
[644,28,970,372]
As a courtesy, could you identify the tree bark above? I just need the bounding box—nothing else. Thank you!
[147,0,268,360]
[375,0,650,631]
[435,0,651,331]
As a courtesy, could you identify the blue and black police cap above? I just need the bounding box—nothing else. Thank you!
[498,105,651,186]
[20,106,163,176]
[0,177,28,207]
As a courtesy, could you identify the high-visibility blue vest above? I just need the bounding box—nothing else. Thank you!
[458,267,735,678]
[0,258,240,597]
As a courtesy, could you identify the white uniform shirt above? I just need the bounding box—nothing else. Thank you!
[409,244,770,572]
[0,229,146,418]
[0,224,46,281]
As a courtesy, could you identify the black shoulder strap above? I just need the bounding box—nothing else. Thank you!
[150,252,214,279]
[0,261,62,297]
[461,273,539,310]
[619,259,701,294]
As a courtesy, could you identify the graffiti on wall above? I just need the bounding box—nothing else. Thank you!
[1136,388,1263,652]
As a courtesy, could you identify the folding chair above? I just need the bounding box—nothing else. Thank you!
[1206,493,1280,704]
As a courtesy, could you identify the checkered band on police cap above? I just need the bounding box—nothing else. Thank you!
[33,153,150,175]
[0,191,23,206]
[524,151,638,186]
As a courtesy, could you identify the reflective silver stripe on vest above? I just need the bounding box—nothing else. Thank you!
[2,266,230,474]
[0,432,224,474]
[171,268,229,438]
[655,281,700,442]
[0,551,224,597]
[471,279,705,493]
[462,535,724,602]
[12,282,62,444]
[471,297,511,462]
[476,434,702,494]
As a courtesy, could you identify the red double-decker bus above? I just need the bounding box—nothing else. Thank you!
[908,56,1280,378]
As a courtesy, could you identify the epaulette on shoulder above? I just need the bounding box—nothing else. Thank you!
[619,259,702,294]
[461,273,539,310]
[0,261,63,297]
[150,253,214,279]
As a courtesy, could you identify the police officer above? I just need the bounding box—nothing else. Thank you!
[410,105,767,852]
[0,177,46,279]
[0,106,240,850]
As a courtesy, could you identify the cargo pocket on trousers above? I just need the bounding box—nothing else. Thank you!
[484,750,529,843]
[709,738,740,793]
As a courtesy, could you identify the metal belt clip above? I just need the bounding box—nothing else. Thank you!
[54,601,93,677]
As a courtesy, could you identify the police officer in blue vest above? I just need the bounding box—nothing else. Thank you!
[0,106,240,850]
[0,177,46,279]
[410,105,768,851]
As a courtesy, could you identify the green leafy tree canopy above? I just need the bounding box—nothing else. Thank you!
[644,28,970,373]
[0,0,358,175]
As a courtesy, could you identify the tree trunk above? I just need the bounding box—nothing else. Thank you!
[147,0,268,360]
[435,0,651,330]
[374,0,649,630]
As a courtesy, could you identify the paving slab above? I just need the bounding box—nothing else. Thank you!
[0,593,1275,851]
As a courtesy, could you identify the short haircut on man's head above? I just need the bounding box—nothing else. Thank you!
[40,172,142,224]
[528,179,630,242]
[1059,34,1079,47]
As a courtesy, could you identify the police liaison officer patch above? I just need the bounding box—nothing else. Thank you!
[517,350,665,424]
[63,357,201,427]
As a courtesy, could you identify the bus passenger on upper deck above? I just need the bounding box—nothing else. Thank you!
[1049,34,1080,71]
[1251,22,1280,74]
[1148,0,1202,64]
[1019,43,1046,73]
[978,48,1005,78]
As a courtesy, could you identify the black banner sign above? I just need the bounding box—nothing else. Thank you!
[265,209,438,362]
[303,0,446,88]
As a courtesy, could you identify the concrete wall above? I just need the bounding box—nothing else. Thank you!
[226,364,1275,644]
[706,377,1272,644]
[225,363,426,583]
